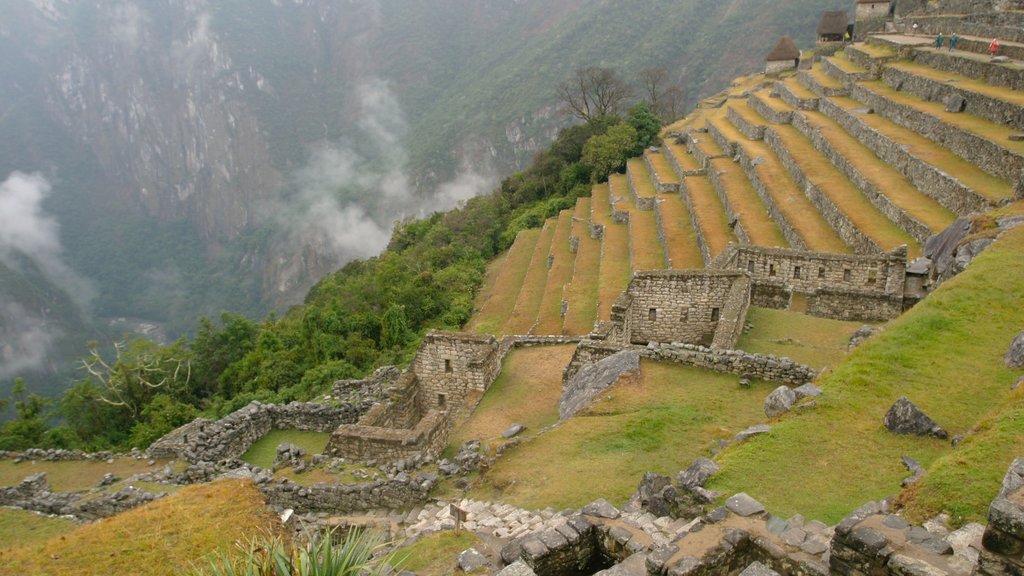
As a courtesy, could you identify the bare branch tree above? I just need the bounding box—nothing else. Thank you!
[79,341,190,418]
[636,67,686,122]
[557,66,633,123]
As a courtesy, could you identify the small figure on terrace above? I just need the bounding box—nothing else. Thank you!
[935,32,944,49]
[949,33,959,51]
[990,38,1000,57]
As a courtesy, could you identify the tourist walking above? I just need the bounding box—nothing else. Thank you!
[990,38,1000,57]
[936,32,944,49]
[949,33,959,51]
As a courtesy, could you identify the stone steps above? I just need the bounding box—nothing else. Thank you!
[626,158,658,210]
[797,65,849,98]
[748,90,795,124]
[680,172,737,264]
[951,33,1024,61]
[852,79,1024,186]
[502,217,558,335]
[775,76,820,110]
[561,197,601,335]
[534,209,578,335]
[655,192,704,269]
[688,129,729,168]
[844,43,899,78]
[822,52,873,84]
[822,95,1012,213]
[766,122,920,256]
[662,139,704,177]
[714,104,851,253]
[706,154,790,249]
[644,149,681,193]
[881,60,1024,130]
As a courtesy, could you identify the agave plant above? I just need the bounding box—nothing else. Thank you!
[195,528,398,576]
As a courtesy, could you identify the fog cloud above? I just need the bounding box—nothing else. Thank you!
[0,301,58,380]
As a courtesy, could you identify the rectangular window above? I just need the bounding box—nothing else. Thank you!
[747,260,755,273]
[649,308,657,321]
[867,269,878,285]
[437,394,446,407]
[769,263,776,277]
[444,359,452,373]
[794,266,802,279]
[843,269,852,282]
[818,266,826,278]
[711,307,721,321]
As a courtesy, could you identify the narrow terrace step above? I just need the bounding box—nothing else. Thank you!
[714,105,851,254]
[562,198,600,335]
[844,43,899,77]
[465,228,542,335]
[645,149,681,193]
[534,210,578,335]
[706,155,790,249]
[794,108,957,242]
[906,47,1024,92]
[766,123,920,256]
[502,218,558,335]
[894,16,1024,46]
[853,79,1024,186]
[608,173,632,222]
[797,65,848,98]
[822,52,872,84]
[748,90,795,125]
[592,184,632,322]
[656,193,703,269]
[680,173,737,263]
[627,158,658,210]
[775,77,820,110]
[950,33,1024,61]
[663,139,704,178]
[880,60,1024,130]
[688,129,729,169]
[822,95,1012,213]
[628,206,668,272]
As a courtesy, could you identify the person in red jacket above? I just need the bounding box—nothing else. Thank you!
[990,38,1001,57]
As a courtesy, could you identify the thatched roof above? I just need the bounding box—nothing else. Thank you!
[765,36,800,61]
[817,11,849,36]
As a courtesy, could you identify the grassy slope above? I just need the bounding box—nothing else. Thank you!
[467,228,543,335]
[712,225,1024,524]
[0,458,170,493]
[737,307,865,371]
[0,509,77,550]
[0,479,281,576]
[562,197,601,334]
[239,430,332,469]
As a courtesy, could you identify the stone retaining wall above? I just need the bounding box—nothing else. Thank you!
[706,160,752,245]
[727,104,765,141]
[644,153,681,193]
[260,475,429,515]
[0,472,164,521]
[747,93,793,125]
[844,45,897,78]
[689,131,728,169]
[774,80,819,111]
[852,82,1024,185]
[732,135,810,252]
[818,97,991,214]
[910,50,1024,94]
[325,409,449,463]
[797,70,849,98]
[822,55,873,84]
[626,166,656,211]
[679,177,713,265]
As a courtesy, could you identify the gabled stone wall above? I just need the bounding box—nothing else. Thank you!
[412,331,501,414]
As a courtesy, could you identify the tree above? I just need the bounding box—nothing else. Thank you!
[636,67,685,122]
[581,123,639,182]
[79,340,192,420]
[557,66,633,123]
[628,102,662,155]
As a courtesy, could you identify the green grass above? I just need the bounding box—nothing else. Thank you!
[503,219,558,335]
[737,307,865,371]
[0,479,281,576]
[657,193,704,269]
[240,430,332,469]
[711,225,1024,524]
[465,361,773,510]
[0,458,171,494]
[0,509,77,550]
[396,531,481,576]
[535,210,577,335]
[562,198,601,334]
[466,228,543,335]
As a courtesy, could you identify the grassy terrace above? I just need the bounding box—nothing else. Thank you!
[466,228,542,335]
[829,95,1014,202]
[592,184,632,321]
[502,218,557,335]
[737,307,865,371]
[609,173,633,213]
[683,173,737,259]
[562,198,600,335]
[713,225,1024,525]
[0,458,170,494]
[0,509,77,550]
[657,194,704,269]
[808,65,845,91]
[628,207,667,271]
[830,51,869,74]
[690,130,726,159]
[887,57,1024,108]
[240,430,331,469]
[801,109,957,234]
[664,140,702,173]
[717,105,851,253]
[535,210,578,335]
[627,158,658,200]
[855,42,896,59]
[646,150,680,186]
[466,359,774,510]
[750,90,796,117]
[771,123,921,256]
[708,156,789,248]
[781,76,817,100]
[0,480,281,576]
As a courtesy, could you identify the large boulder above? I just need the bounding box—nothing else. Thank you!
[677,458,719,489]
[883,397,947,439]
[764,386,797,418]
[560,350,640,420]
[1006,331,1024,369]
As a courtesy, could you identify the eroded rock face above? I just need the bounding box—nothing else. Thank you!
[883,397,948,439]
[1005,331,1024,369]
[559,350,640,420]
[764,386,797,418]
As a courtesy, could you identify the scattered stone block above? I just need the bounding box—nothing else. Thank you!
[764,386,797,417]
[738,561,780,576]
[793,383,822,399]
[1006,331,1024,368]
[883,397,948,439]
[502,424,526,439]
[496,560,537,576]
[943,93,966,113]
[992,56,1011,63]
[946,522,984,564]
[457,548,489,572]
[734,424,771,442]
[1010,134,1024,142]
[677,458,719,489]
[725,493,765,517]
[582,498,621,519]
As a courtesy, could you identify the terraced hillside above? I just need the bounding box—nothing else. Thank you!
[467,27,1022,337]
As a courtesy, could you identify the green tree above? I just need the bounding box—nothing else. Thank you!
[628,102,662,155]
[581,122,639,182]
[380,304,410,349]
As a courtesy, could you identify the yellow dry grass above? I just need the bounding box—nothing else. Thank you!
[682,174,736,259]
[466,228,542,335]
[830,52,868,73]
[596,221,631,321]
[627,158,658,199]
[562,198,600,335]
[645,150,680,185]
[503,219,558,335]
[628,208,667,272]
[0,458,172,494]
[534,210,577,335]
[708,157,789,248]
[664,140,702,172]
[657,194,704,269]
[781,76,817,100]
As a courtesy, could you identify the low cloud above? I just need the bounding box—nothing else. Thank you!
[0,301,58,380]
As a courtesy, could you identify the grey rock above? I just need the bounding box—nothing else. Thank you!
[502,424,526,439]
[998,215,1024,230]
[883,397,947,439]
[836,501,883,536]
[782,526,807,547]
[738,561,780,576]
[582,498,621,519]
[848,527,889,555]
[735,424,771,442]
[887,554,946,576]
[989,497,1024,539]
[560,350,640,419]
[901,456,926,487]
[594,552,648,575]
[800,534,830,555]
[97,473,119,487]
[705,507,729,524]
[999,457,1024,498]
[992,56,1011,63]
[766,515,787,534]
[1010,134,1024,142]
[764,386,797,418]
[882,515,909,530]
[638,472,672,503]
[945,522,983,564]
[943,93,966,113]
[496,560,537,576]
[1006,331,1024,369]
[456,548,489,572]
[677,458,719,489]
[794,383,822,399]
[725,493,765,517]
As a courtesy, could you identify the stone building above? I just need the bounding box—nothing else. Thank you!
[765,36,801,74]
[711,243,909,321]
[855,0,892,19]
[817,11,851,43]
[595,270,752,350]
